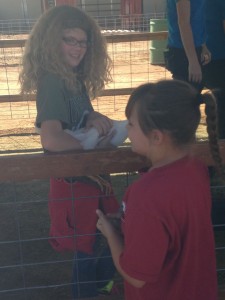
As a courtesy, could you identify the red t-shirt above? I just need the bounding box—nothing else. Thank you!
[119,156,218,300]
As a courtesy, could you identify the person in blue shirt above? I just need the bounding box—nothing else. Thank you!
[203,0,225,139]
[165,0,211,93]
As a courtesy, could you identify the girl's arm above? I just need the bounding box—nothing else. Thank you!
[96,209,146,288]
[176,0,202,82]
[40,120,83,152]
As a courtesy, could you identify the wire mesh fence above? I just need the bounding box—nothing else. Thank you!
[0,3,169,154]
[0,19,37,35]
[0,3,224,299]
[0,12,167,35]
[0,174,132,300]
[0,26,170,154]
[0,148,225,300]
[0,148,141,300]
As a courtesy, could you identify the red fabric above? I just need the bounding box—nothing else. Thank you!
[119,156,218,300]
[48,178,119,254]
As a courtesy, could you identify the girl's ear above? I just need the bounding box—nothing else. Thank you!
[150,129,164,145]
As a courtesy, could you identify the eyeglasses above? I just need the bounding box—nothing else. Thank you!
[62,37,89,48]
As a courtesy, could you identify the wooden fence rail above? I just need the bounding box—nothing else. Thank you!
[0,31,168,48]
[1,140,225,182]
[0,88,134,103]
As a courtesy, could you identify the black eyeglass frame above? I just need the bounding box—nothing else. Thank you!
[62,37,90,48]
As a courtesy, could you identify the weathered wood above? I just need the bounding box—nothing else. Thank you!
[105,31,168,43]
[0,94,34,103]
[0,31,168,49]
[1,141,225,182]
[0,39,26,48]
[0,147,148,181]
[0,88,134,103]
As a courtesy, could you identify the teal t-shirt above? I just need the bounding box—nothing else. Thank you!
[167,0,205,48]
[36,72,93,130]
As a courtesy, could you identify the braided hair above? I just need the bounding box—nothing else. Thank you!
[125,79,224,181]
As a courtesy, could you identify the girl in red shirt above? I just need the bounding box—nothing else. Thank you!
[97,79,222,300]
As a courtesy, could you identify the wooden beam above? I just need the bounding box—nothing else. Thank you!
[0,88,134,103]
[0,31,168,49]
[0,94,33,103]
[1,141,225,182]
[0,39,26,48]
[105,31,168,43]
[0,147,148,181]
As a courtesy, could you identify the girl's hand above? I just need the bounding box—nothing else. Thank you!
[95,130,116,149]
[188,60,202,82]
[86,111,113,136]
[201,44,211,66]
[96,209,116,238]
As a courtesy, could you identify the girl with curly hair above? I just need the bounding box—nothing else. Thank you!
[20,5,120,299]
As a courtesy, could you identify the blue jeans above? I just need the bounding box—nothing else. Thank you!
[72,243,115,299]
